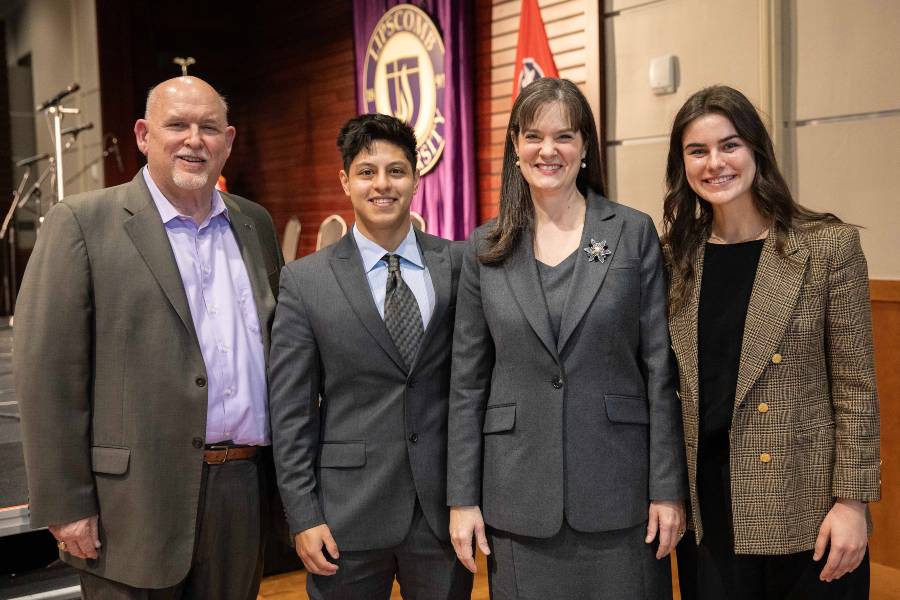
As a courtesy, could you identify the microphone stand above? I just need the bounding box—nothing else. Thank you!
[0,170,32,314]
[1,170,32,240]
[44,105,79,200]
[36,82,80,201]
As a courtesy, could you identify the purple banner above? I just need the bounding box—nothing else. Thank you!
[353,0,476,241]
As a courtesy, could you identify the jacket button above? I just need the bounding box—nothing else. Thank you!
[757,402,769,413]
[195,376,207,388]
[409,433,418,443]
[760,453,772,463]
[551,376,563,389]
[192,437,204,449]
[771,353,782,364]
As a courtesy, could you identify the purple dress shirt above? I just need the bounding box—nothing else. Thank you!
[143,168,269,446]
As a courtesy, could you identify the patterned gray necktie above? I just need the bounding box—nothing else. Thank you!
[383,253,424,369]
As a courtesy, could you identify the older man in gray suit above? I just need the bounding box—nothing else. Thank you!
[268,114,471,600]
[14,76,283,598]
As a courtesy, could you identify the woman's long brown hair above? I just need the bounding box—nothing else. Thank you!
[480,78,605,265]
[662,85,841,315]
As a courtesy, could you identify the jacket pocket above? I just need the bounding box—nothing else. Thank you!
[605,395,650,425]
[318,441,366,468]
[610,257,640,270]
[483,404,516,434]
[91,446,131,475]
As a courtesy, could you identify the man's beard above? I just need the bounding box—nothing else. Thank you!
[172,169,209,190]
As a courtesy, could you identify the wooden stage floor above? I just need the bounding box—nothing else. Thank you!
[258,553,900,600]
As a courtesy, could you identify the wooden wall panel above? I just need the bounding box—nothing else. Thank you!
[224,2,356,259]
[475,0,601,223]
[868,280,900,569]
[475,0,498,222]
[96,1,356,259]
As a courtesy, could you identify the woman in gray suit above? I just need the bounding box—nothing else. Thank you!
[447,78,688,599]
[664,86,879,599]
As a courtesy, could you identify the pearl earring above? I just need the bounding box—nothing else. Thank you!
[515,158,520,167]
[581,160,586,169]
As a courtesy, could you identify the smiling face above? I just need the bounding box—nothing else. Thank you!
[134,77,235,203]
[339,140,418,248]
[682,112,757,210]
[514,101,585,197]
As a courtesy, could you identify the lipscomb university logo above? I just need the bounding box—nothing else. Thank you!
[363,4,446,175]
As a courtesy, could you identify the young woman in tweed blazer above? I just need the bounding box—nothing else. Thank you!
[662,86,880,599]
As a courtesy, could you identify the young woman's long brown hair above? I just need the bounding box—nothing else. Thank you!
[480,78,605,265]
[662,85,840,314]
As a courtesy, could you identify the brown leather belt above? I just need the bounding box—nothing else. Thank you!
[203,445,259,465]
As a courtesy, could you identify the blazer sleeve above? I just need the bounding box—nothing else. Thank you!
[447,231,495,507]
[826,226,880,501]
[268,265,326,535]
[13,202,98,527]
[637,215,689,501]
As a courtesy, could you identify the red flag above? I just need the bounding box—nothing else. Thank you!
[512,0,559,100]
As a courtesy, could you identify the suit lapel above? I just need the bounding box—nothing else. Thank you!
[223,195,276,352]
[557,194,623,354]
[733,230,808,413]
[669,242,706,404]
[329,233,407,372]
[414,230,450,372]
[504,228,557,359]
[121,175,198,343]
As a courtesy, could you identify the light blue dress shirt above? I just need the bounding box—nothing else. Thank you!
[143,168,269,446]
[352,224,435,329]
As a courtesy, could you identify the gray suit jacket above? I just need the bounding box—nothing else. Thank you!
[447,191,687,537]
[269,230,463,551]
[13,173,282,588]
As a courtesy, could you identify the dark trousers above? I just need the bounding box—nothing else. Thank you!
[678,452,869,599]
[307,502,472,600]
[677,530,869,600]
[79,456,266,600]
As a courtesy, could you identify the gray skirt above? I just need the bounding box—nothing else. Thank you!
[487,520,672,600]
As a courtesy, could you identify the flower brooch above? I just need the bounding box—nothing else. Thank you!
[583,239,612,263]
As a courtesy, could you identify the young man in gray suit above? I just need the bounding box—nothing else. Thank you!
[268,114,471,599]
[14,77,283,598]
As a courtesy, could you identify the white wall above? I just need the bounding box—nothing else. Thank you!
[604,0,769,227]
[604,0,900,279]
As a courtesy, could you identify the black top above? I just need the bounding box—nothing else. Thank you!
[536,249,577,341]
[697,239,764,463]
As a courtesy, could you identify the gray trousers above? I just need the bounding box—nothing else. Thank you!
[488,520,672,600]
[79,457,265,600]
[307,502,472,600]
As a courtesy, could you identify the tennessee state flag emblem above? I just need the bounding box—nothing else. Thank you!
[512,0,559,100]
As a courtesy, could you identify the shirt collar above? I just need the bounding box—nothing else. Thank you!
[143,166,229,227]
[352,223,423,273]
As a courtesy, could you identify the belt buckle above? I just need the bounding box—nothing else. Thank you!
[207,445,230,464]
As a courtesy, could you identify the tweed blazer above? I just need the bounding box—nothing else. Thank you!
[14,173,282,587]
[268,230,463,551]
[668,224,880,555]
[447,192,687,537]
